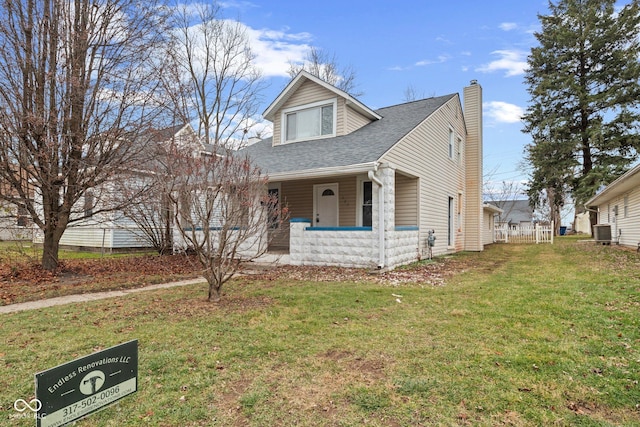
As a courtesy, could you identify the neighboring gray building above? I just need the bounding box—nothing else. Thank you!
[493,199,534,226]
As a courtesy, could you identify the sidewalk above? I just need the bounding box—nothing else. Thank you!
[0,277,206,314]
[0,252,288,315]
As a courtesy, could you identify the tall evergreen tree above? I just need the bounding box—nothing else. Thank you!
[522,0,640,219]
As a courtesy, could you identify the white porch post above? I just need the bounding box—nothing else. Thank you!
[370,165,395,269]
[289,218,311,265]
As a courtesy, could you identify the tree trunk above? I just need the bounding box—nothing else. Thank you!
[208,281,222,303]
[42,229,60,271]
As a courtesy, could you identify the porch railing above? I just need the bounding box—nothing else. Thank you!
[289,218,420,268]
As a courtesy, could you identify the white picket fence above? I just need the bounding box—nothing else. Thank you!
[494,222,554,244]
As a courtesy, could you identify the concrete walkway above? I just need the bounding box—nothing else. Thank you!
[0,252,289,315]
[0,277,206,314]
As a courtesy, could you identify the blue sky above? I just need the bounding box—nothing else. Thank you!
[215,0,629,203]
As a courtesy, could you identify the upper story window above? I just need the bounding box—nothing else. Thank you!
[282,99,337,143]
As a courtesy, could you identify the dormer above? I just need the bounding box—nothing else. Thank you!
[263,71,381,146]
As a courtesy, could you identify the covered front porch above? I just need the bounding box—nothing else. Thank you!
[266,164,422,270]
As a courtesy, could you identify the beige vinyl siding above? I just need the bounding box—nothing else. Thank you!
[346,105,374,133]
[395,173,418,226]
[281,176,357,227]
[381,96,466,254]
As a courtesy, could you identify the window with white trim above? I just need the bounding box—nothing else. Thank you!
[448,128,454,159]
[282,99,336,143]
[267,186,280,229]
[362,181,372,227]
[357,176,373,227]
[624,195,629,218]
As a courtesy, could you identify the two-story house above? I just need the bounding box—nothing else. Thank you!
[241,71,484,269]
[33,124,202,252]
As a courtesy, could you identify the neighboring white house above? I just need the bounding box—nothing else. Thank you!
[585,163,640,248]
[0,202,32,241]
[33,124,202,252]
[482,203,503,246]
[241,71,486,269]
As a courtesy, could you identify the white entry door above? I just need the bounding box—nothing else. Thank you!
[314,183,338,227]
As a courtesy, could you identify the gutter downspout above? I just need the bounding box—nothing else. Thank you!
[368,165,385,269]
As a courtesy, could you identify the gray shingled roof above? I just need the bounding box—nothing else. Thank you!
[241,94,456,175]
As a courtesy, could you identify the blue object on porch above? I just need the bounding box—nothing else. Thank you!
[290,218,312,223]
[306,226,372,231]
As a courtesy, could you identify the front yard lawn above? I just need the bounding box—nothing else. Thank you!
[1,237,639,426]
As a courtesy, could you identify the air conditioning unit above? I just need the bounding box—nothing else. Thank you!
[593,224,611,244]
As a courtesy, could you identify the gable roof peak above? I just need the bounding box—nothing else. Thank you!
[262,70,381,122]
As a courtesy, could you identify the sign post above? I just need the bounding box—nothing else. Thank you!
[35,340,138,427]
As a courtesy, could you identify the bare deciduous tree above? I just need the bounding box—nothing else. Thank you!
[163,2,265,148]
[0,0,167,270]
[402,85,427,103]
[288,46,362,97]
[115,124,200,254]
[169,148,286,302]
[483,167,527,224]
[123,0,269,253]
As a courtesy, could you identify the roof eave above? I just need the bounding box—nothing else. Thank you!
[585,163,640,207]
[483,203,504,214]
[265,162,378,182]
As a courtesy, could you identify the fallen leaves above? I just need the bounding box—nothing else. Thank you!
[1,251,473,306]
[0,254,200,305]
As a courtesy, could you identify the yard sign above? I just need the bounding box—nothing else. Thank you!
[35,340,138,427]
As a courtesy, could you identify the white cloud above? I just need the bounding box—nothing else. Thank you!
[484,101,524,123]
[245,26,313,77]
[499,22,518,31]
[415,54,451,67]
[476,50,528,77]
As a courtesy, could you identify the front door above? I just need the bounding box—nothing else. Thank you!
[314,183,338,227]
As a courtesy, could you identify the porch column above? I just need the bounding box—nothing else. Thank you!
[372,165,395,268]
[289,218,311,265]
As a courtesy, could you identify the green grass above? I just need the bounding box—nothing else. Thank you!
[1,237,639,426]
[0,240,156,263]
